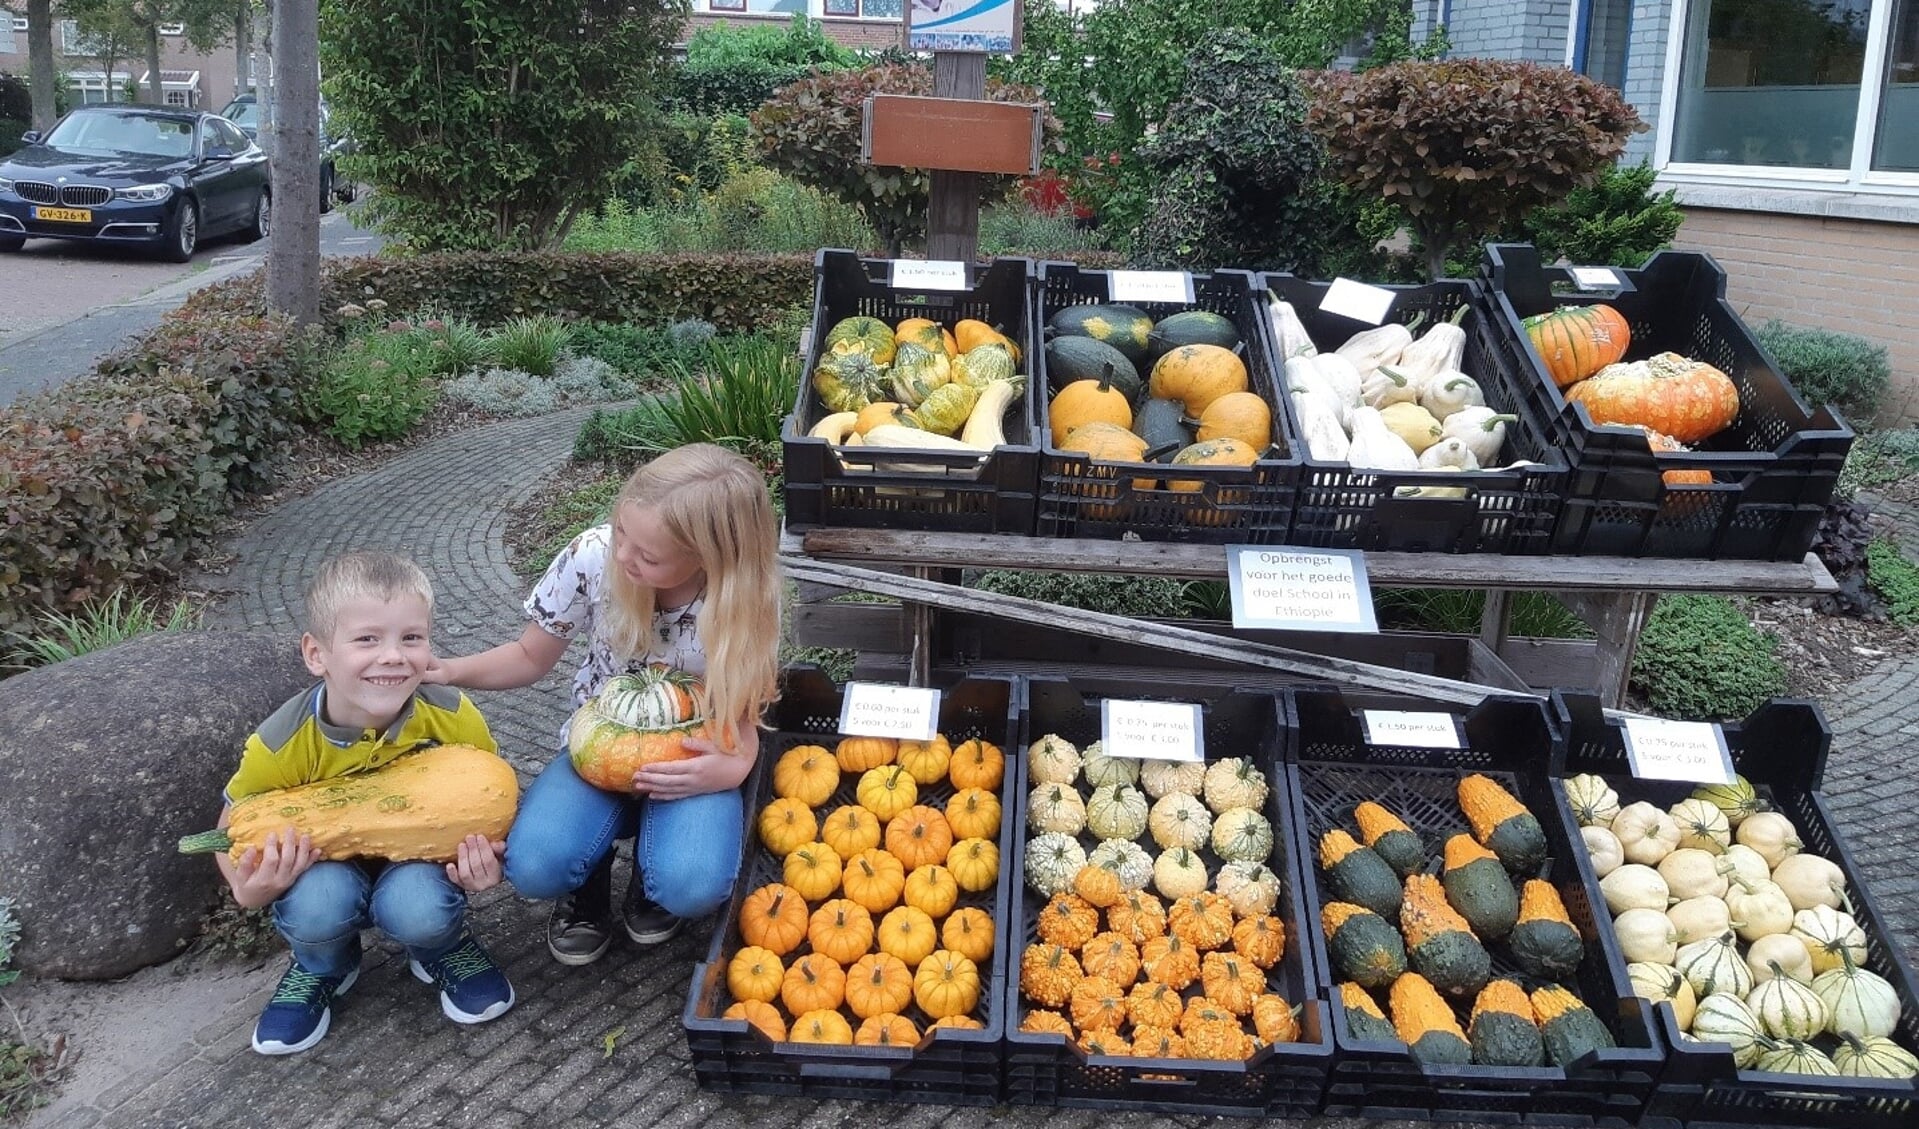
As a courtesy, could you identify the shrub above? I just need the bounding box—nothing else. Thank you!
[443,368,562,417]
[672,16,857,115]
[1755,319,1891,420]
[304,333,440,448]
[979,203,1110,259]
[1867,539,1919,626]
[970,571,1188,619]
[567,321,692,382]
[1838,427,1919,494]
[1631,595,1787,720]
[1374,589,1592,638]
[1308,59,1642,279]
[1522,161,1685,268]
[553,354,638,402]
[487,316,572,377]
[3,590,199,672]
[584,336,798,463]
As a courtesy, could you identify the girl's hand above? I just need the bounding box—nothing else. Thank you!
[419,652,451,685]
[446,834,506,892]
[633,736,754,800]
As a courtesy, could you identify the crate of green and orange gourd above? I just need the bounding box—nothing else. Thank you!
[1031,262,1299,543]
[1282,686,1664,1125]
[1553,691,1919,1129]
[783,250,1040,535]
[1259,272,1568,554]
[1481,243,1854,560]
[681,667,1018,1105]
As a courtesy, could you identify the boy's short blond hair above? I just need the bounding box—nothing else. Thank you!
[304,551,435,640]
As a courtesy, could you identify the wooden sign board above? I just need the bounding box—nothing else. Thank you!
[863,95,1043,177]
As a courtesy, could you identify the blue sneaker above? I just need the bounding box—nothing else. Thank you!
[252,962,360,1055]
[410,934,515,1024]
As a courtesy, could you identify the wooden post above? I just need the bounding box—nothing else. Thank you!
[927,53,986,263]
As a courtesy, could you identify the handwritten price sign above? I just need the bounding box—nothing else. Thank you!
[1100,699,1204,763]
[838,682,942,741]
[1622,718,1734,785]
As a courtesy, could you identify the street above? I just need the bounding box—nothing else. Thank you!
[0,203,385,406]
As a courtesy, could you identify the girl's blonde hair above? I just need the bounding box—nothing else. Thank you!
[603,444,782,750]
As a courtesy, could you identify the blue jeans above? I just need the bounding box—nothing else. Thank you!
[504,752,744,919]
[273,860,467,978]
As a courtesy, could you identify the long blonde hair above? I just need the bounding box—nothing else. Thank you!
[603,444,782,750]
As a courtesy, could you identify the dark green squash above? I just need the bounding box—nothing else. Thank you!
[1402,874,1491,1000]
[1339,982,1399,1043]
[1531,985,1617,1066]
[1318,829,1403,919]
[1508,879,1584,981]
[1469,980,1546,1067]
[1392,972,1473,1065]
[1353,801,1426,879]
[1132,398,1193,461]
[1459,774,1547,874]
[1045,336,1142,400]
[1321,902,1408,990]
[1145,310,1240,364]
[1440,834,1519,940]
[1049,303,1156,365]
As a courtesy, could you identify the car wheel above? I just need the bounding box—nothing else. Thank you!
[245,190,271,243]
[161,198,198,262]
[319,166,333,215]
[0,235,22,253]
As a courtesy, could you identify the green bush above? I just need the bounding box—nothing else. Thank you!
[1755,319,1891,420]
[979,203,1109,259]
[970,571,1189,619]
[304,332,441,449]
[0,116,26,157]
[581,336,797,465]
[2,591,199,672]
[488,315,572,377]
[672,16,857,115]
[1374,589,1592,638]
[1867,539,1919,625]
[1631,595,1787,720]
[1838,427,1919,494]
[1522,160,1685,268]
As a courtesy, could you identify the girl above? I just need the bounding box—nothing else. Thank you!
[428,443,782,965]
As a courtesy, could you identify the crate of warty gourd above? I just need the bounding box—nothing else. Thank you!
[1554,691,1919,1129]
[782,249,1040,535]
[1482,243,1853,560]
[1259,273,1569,554]
[1284,686,1664,1126]
[1003,677,1333,1118]
[682,667,1018,1105]
[1031,262,1300,543]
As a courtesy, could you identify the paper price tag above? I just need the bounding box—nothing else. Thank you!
[1622,718,1735,785]
[1109,270,1195,305]
[890,259,969,291]
[1320,277,1397,325]
[1226,546,1378,634]
[1570,266,1625,291]
[1361,710,1463,749]
[838,682,942,741]
[1101,699,1204,762]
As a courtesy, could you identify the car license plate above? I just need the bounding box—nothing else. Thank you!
[33,206,92,223]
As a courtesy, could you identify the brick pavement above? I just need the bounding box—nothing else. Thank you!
[32,410,1919,1128]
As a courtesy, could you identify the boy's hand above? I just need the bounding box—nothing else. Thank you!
[229,826,319,908]
[446,835,506,892]
[633,735,754,800]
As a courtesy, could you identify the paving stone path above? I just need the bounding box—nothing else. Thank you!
[37,410,1919,1128]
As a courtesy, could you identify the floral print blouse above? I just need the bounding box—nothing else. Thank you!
[524,523,705,710]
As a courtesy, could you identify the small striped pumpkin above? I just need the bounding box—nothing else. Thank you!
[1523,304,1631,387]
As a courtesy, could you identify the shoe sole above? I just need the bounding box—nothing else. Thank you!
[250,968,359,1056]
[623,918,682,946]
[409,960,518,1025]
[546,935,611,966]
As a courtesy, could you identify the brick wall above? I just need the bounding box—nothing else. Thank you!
[1443,0,1571,64]
[1621,1,1673,163]
[1674,208,1919,423]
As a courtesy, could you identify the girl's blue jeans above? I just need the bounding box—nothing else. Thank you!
[502,752,744,918]
[273,860,466,977]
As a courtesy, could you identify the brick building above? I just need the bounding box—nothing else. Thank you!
[0,10,246,110]
[1418,0,1919,421]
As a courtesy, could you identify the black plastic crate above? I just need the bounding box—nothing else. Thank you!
[1285,686,1665,1125]
[1032,262,1300,543]
[1002,676,1334,1118]
[1482,243,1854,560]
[783,250,1039,535]
[1258,273,1569,554]
[681,666,1019,1105]
[1554,691,1919,1129]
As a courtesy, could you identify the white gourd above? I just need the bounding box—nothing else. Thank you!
[1689,993,1765,1067]
[1564,774,1620,828]
[1582,826,1624,877]
[1290,388,1353,461]
[1791,905,1869,974]
[1201,758,1268,815]
[1770,853,1847,913]
[1085,784,1149,842]
[1215,860,1282,917]
[1080,743,1141,789]
[1024,832,1087,896]
[1615,907,1680,964]
[1027,783,1088,836]
[1027,734,1082,786]
[1347,406,1421,471]
[1754,1039,1839,1075]
[1628,961,1698,1031]
[1813,960,1902,1039]
[1659,848,1730,900]
[1747,973,1829,1040]
[1139,759,1205,801]
[1147,792,1213,851]
[1726,877,1795,943]
[1677,932,1754,999]
[1833,1034,1919,1079]
[1669,797,1732,854]
[1746,934,1815,986]
[1600,863,1671,915]
[1668,895,1734,946]
[1716,845,1771,889]
[1613,801,1682,866]
[1210,807,1275,864]
[1153,846,1210,899]
[1691,776,1763,828]
[1088,838,1154,891]
[1735,812,1803,869]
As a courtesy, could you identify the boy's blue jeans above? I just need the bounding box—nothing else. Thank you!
[273,860,467,978]
[503,752,743,918]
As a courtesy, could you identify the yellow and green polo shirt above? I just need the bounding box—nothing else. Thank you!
[224,682,497,803]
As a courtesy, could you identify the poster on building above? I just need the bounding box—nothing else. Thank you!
[907,0,1021,54]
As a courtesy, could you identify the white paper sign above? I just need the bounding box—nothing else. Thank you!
[1109,270,1196,305]
[1362,710,1463,749]
[1226,546,1378,633]
[890,259,969,291]
[1570,266,1625,291]
[1621,718,1735,785]
[838,682,942,741]
[1320,277,1397,325]
[1101,699,1204,762]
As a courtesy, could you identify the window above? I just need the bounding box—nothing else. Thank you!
[824,0,860,14]
[1876,0,1919,169]
[1575,0,1632,92]
[704,0,814,12]
[706,0,746,10]
[166,90,189,107]
[1671,0,1871,169]
[0,20,12,53]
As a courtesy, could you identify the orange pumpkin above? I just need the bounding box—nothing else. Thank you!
[726,946,785,1004]
[1073,864,1124,909]
[1233,914,1287,970]
[841,848,906,914]
[1193,391,1273,450]
[1166,438,1259,493]
[1524,303,1631,387]
[1108,890,1167,944]
[948,739,1004,791]
[931,1014,984,1031]
[913,949,980,1019]
[1020,943,1084,1008]
[857,765,919,822]
[1179,995,1237,1036]
[1069,974,1128,1032]
[756,797,819,858]
[723,998,787,1042]
[738,883,809,955]
[1168,892,1236,951]
[902,864,960,919]
[896,735,952,784]
[807,899,875,965]
[781,952,846,1014]
[1078,1028,1127,1056]
[820,804,882,860]
[1634,424,1714,485]
[876,905,940,967]
[1050,377,1135,447]
[1126,980,1185,1030]
[1185,1018,1257,1061]
[855,1013,922,1047]
[1141,933,1200,989]
[836,736,898,772]
[1037,893,1100,951]
[845,952,914,1019]
[945,787,1001,842]
[886,806,954,871]
[772,744,840,808]
[1021,1008,1074,1037]
[789,1008,855,1044]
[1148,344,1249,416]
[1567,352,1740,444]
[1253,993,1302,1045]
[781,842,842,902]
[946,837,1000,893]
[1200,951,1263,1016]
[1081,931,1142,990]
[1131,1025,1189,1059]
[941,906,995,964]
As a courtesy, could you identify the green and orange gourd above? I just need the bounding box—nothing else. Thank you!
[566,664,707,792]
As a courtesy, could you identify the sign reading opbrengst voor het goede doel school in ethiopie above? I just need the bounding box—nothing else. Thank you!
[908,0,1022,54]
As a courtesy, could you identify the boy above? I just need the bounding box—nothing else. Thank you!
[214,550,516,1055]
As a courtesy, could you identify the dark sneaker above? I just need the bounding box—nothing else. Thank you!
[622,876,682,945]
[546,893,613,966]
[410,934,515,1024]
[252,962,360,1056]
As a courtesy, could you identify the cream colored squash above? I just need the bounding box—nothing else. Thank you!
[1678,932,1754,999]
[1833,1034,1919,1079]
[1726,877,1795,943]
[1813,960,1901,1039]
[1613,801,1682,866]
[1746,933,1815,986]
[1564,773,1620,828]
[1715,844,1771,889]
[1600,863,1671,915]
[1669,797,1732,854]
[1689,992,1764,1067]
[1668,895,1733,946]
[1659,848,1730,901]
[1583,825,1625,877]
[1791,906,1869,974]
[1615,907,1680,964]
[1747,972,1829,1040]
[1770,853,1847,913]
[1628,961,1698,1031]
[1735,812,1802,869]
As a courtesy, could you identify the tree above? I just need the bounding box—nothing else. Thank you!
[63,3,145,105]
[26,0,57,130]
[266,0,318,325]
[321,0,690,252]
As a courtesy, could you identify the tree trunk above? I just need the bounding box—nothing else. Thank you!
[235,4,251,97]
[266,0,320,327]
[257,0,275,159]
[27,0,56,130]
[145,23,164,104]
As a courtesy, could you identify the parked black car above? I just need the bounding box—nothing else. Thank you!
[220,94,352,212]
[0,105,270,261]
